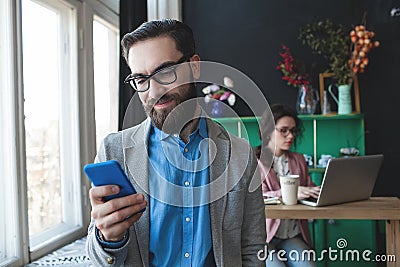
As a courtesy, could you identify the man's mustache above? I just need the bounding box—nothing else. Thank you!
[146,94,179,108]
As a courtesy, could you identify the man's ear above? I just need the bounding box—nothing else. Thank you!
[189,54,201,80]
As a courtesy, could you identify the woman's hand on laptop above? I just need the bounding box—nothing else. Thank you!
[298,186,321,200]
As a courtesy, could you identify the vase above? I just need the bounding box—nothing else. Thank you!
[296,85,319,114]
[211,100,224,117]
[328,84,352,114]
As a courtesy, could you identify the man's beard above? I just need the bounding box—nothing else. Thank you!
[143,84,198,134]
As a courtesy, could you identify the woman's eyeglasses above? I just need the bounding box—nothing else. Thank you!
[275,127,299,137]
[124,55,191,92]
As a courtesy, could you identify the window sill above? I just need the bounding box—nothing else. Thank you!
[26,237,92,266]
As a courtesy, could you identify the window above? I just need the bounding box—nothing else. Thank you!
[21,0,83,255]
[0,0,119,265]
[0,1,21,265]
[93,16,119,147]
[23,0,64,237]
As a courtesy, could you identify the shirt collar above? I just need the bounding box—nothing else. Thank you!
[151,113,208,142]
[152,123,169,141]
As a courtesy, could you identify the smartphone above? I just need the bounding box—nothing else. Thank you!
[84,160,138,202]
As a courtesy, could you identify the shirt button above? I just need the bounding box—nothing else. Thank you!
[184,252,190,258]
[184,181,190,187]
[185,217,191,222]
[106,257,114,264]
[184,148,189,152]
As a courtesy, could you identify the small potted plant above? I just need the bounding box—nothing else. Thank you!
[298,19,351,85]
[299,18,379,85]
[298,17,379,114]
[276,44,319,114]
[202,76,236,117]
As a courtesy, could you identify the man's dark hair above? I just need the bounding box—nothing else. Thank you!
[121,19,196,64]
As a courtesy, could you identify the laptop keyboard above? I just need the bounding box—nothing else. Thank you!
[303,197,318,203]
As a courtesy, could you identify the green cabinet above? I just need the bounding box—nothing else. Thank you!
[212,116,262,148]
[295,113,365,170]
[292,114,383,267]
[213,114,385,267]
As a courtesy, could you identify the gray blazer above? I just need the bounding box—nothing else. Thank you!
[86,118,266,266]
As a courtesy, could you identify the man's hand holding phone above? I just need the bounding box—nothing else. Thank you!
[89,186,147,242]
[84,160,147,242]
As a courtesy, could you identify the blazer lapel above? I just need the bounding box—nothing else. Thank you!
[207,119,230,266]
[123,119,151,267]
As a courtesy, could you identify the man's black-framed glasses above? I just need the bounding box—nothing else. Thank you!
[275,127,299,137]
[124,55,191,92]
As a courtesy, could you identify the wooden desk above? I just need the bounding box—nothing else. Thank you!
[265,197,400,267]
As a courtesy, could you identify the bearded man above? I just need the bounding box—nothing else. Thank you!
[86,19,266,267]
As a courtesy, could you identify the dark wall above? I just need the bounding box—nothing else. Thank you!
[183,0,400,196]
[119,0,147,130]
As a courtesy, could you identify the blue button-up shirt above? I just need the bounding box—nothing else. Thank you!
[148,117,215,267]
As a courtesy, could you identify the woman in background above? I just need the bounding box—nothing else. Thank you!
[258,103,320,267]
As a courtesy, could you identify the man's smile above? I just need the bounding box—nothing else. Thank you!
[154,97,175,109]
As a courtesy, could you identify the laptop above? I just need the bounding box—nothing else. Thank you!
[299,154,383,207]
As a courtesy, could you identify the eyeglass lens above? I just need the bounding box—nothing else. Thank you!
[125,55,190,92]
[276,128,298,137]
[130,67,178,92]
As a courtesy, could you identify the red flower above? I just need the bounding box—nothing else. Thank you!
[277,44,310,88]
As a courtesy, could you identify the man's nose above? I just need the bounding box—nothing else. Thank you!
[147,79,168,100]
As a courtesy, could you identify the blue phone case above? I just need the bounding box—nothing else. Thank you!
[84,160,137,202]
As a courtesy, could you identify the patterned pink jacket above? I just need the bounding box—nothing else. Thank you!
[258,151,315,247]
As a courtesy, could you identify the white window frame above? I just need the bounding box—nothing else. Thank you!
[87,0,120,149]
[77,0,119,160]
[147,0,182,21]
[92,16,120,147]
[20,0,84,260]
[0,0,119,265]
[0,0,29,265]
